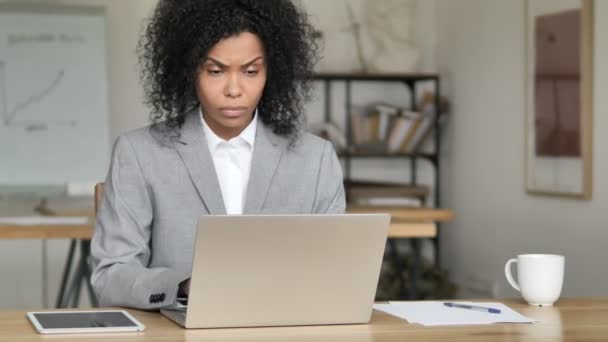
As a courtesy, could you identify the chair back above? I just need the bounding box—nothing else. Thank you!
[94,183,104,214]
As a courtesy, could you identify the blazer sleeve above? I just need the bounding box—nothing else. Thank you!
[89,134,188,309]
[312,141,346,214]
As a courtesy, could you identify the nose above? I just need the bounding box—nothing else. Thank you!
[224,73,242,98]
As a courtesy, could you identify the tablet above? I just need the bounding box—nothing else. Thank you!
[27,310,145,334]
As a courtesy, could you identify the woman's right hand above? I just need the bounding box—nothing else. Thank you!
[178,278,191,298]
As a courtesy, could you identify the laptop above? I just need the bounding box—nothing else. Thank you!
[161,214,390,329]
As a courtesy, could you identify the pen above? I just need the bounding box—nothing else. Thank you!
[443,302,501,314]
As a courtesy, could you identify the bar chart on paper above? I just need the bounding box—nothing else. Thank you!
[0,4,110,186]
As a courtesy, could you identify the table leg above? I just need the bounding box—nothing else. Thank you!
[42,239,48,308]
[55,239,76,308]
[70,242,89,308]
[388,239,408,299]
[81,240,98,307]
[65,267,82,308]
[55,239,97,308]
[408,239,422,300]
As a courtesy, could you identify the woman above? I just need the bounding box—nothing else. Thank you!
[90,0,345,309]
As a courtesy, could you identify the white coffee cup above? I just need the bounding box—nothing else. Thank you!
[504,254,564,306]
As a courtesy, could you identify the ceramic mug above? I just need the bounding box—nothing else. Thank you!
[504,254,564,306]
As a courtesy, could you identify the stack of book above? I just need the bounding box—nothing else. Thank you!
[350,92,444,154]
[346,180,429,208]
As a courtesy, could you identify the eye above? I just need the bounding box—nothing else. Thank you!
[245,69,259,77]
[207,69,223,76]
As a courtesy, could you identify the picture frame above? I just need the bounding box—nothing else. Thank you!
[524,0,594,199]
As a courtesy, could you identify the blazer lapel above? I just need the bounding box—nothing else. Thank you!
[243,122,286,214]
[174,111,226,215]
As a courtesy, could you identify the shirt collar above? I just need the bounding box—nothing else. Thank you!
[199,107,257,150]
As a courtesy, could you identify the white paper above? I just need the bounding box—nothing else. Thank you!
[373,301,537,326]
[0,216,90,225]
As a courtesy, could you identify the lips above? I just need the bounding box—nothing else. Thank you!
[220,106,248,118]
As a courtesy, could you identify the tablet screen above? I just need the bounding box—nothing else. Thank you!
[32,311,138,329]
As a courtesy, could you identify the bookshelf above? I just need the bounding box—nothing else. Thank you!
[312,72,451,299]
[313,72,442,206]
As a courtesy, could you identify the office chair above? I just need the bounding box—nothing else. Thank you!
[95,183,104,214]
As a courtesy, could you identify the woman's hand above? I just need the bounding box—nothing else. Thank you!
[178,278,191,298]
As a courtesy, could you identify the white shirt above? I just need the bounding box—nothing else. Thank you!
[200,108,257,215]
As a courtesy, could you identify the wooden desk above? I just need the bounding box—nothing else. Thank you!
[0,197,94,239]
[347,207,455,299]
[0,220,440,240]
[3,298,607,341]
[0,207,455,240]
[0,220,95,308]
[348,206,455,238]
[0,196,97,308]
[0,222,93,240]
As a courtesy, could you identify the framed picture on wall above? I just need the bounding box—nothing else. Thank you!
[524,0,594,199]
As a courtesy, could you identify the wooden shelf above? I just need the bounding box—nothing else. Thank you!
[338,151,437,161]
[312,72,439,82]
[347,206,455,222]
[347,207,453,239]
[389,222,436,238]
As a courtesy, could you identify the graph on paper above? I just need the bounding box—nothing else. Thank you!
[0,63,75,130]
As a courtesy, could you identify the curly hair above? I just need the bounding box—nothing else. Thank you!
[138,0,319,139]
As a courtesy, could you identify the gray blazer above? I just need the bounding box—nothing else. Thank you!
[90,111,346,309]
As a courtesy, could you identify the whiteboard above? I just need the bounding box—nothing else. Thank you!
[0,4,110,186]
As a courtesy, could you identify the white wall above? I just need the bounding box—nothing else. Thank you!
[436,0,608,298]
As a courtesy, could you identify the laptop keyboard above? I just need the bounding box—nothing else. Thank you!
[162,309,187,326]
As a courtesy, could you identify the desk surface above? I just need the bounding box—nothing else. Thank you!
[0,208,453,240]
[0,223,93,239]
[0,221,436,240]
[2,298,607,341]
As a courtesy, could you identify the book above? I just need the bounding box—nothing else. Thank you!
[377,110,392,141]
[353,196,422,207]
[399,111,424,152]
[346,180,429,200]
[371,102,401,116]
[405,91,450,153]
[404,112,434,153]
[387,110,421,153]
[350,112,363,145]
[367,111,381,142]
[360,113,370,142]
[369,102,401,142]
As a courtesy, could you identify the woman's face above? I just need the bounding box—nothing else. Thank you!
[196,32,267,140]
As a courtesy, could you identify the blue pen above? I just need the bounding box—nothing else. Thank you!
[443,302,501,314]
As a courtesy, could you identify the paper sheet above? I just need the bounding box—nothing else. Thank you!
[373,301,537,326]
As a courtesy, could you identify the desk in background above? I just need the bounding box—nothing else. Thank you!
[0,197,454,308]
[0,219,95,309]
[2,298,607,341]
[0,197,95,309]
[349,206,454,299]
